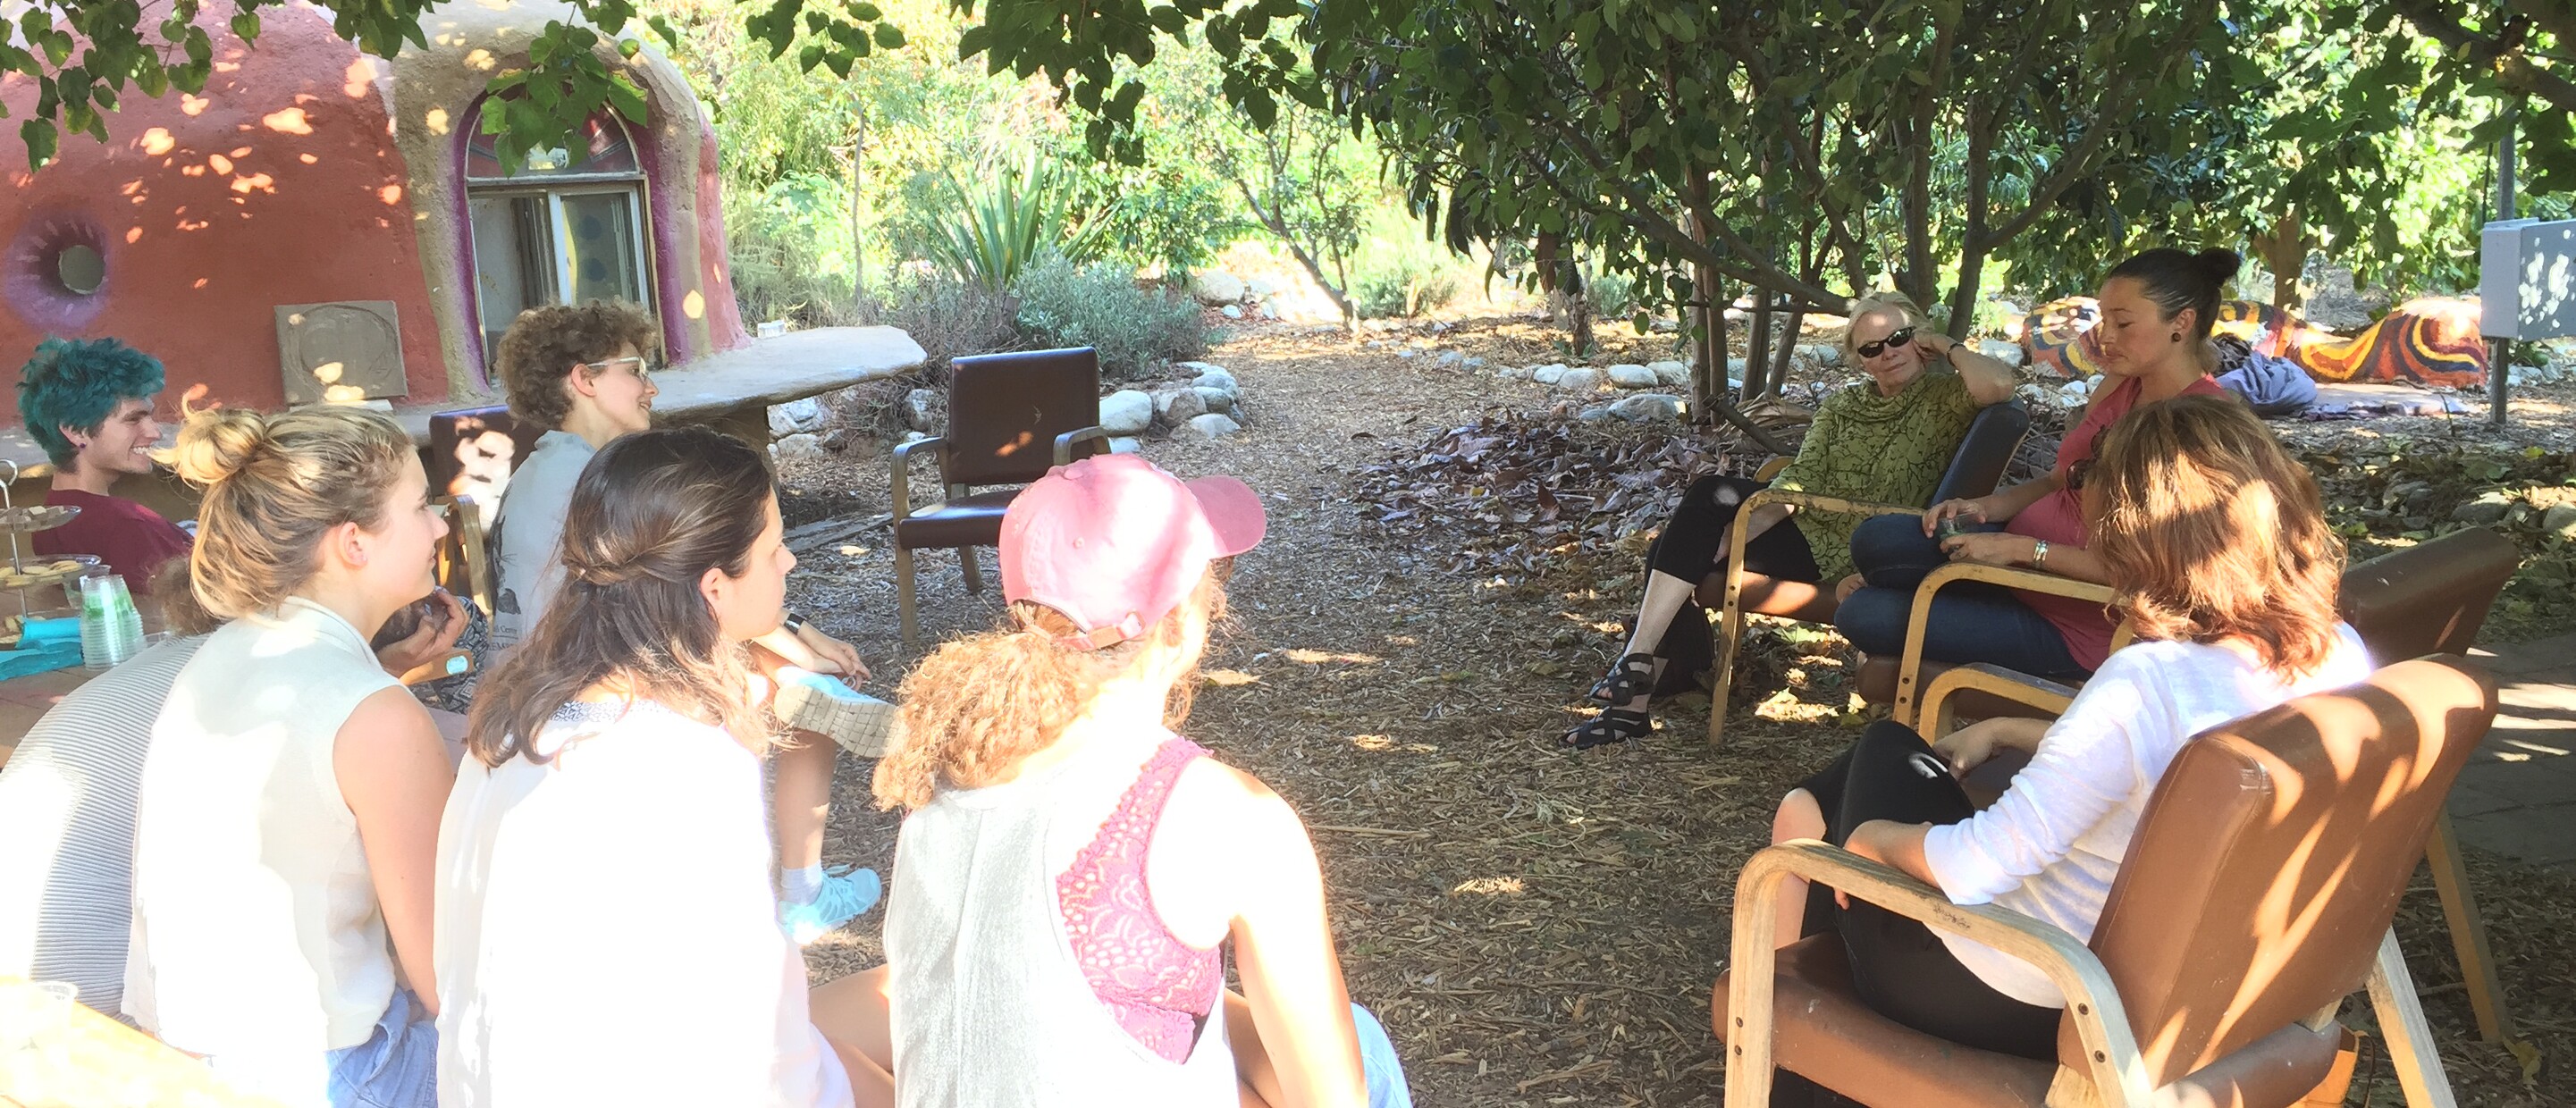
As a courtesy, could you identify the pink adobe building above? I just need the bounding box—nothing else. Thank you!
[0,0,748,435]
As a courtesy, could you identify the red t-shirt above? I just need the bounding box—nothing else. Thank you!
[32,488,195,595]
[2005,374,2228,670]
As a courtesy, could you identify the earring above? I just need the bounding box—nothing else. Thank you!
[2170,332,2183,342]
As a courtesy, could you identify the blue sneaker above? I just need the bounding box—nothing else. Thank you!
[779,866,882,945]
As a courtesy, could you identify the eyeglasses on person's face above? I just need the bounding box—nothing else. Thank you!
[585,356,653,382]
[1856,327,1916,359]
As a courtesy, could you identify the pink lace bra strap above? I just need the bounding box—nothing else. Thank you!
[1062,735,1209,902]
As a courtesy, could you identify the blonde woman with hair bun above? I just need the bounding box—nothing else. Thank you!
[1564,290,2016,749]
[124,403,454,1107]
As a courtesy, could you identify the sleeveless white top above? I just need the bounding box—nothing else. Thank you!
[886,729,1240,1108]
[124,598,402,1093]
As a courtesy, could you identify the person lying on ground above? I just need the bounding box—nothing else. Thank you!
[1832,248,2240,683]
[1753,394,2364,1104]
[1564,291,2015,749]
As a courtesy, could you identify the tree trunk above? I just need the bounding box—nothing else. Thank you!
[1744,290,1774,402]
[2251,210,2307,310]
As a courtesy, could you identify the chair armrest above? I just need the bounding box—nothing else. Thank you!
[1893,561,2117,727]
[1922,663,2081,740]
[1054,425,1111,466]
[1755,456,1792,483]
[1725,840,2151,1108]
[889,436,946,523]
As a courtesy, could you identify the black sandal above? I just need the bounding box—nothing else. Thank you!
[1585,652,1659,704]
[1562,708,1654,751]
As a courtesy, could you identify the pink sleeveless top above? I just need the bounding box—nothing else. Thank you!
[1055,736,1225,1062]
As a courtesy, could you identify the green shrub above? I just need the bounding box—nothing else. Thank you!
[1010,256,1208,381]
[1346,205,1475,318]
[857,272,1023,375]
[728,172,862,328]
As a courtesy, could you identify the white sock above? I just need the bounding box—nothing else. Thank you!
[781,864,824,905]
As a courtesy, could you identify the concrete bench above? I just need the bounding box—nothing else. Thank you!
[0,326,927,524]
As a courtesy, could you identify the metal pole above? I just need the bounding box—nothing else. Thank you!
[2490,104,2518,428]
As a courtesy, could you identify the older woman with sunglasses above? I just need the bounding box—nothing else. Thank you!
[1565,292,2015,749]
[1832,248,2235,681]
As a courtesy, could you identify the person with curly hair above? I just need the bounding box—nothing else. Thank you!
[486,301,887,945]
[871,454,1410,1108]
[13,337,193,592]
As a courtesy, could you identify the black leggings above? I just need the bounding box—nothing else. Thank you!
[1639,476,1822,679]
[1790,721,2062,1061]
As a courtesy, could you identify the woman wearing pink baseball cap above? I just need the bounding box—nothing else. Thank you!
[863,453,1410,1108]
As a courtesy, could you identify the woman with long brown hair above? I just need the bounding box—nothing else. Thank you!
[1754,394,2366,1096]
[873,453,1408,1108]
[434,426,885,1106]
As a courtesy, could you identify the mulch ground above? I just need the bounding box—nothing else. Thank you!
[778,311,2574,1105]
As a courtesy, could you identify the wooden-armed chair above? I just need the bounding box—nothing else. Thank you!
[1703,401,2030,743]
[1915,526,2529,1045]
[1717,656,2496,1108]
[891,348,1110,648]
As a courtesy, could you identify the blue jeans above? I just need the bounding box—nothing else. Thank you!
[1834,514,2086,680]
[325,989,439,1108]
[1353,1002,1413,1108]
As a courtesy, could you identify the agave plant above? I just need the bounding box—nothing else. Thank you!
[922,155,1107,291]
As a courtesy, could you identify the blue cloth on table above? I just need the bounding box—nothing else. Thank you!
[0,617,83,679]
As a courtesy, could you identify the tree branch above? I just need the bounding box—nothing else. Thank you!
[2394,0,2576,113]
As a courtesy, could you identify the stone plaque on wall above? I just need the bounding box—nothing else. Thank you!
[275,300,408,405]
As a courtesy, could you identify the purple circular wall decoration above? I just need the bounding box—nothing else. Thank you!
[4,209,112,333]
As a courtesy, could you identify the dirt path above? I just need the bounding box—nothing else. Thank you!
[781,316,2571,1106]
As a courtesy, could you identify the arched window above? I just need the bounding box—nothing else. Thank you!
[462,105,653,359]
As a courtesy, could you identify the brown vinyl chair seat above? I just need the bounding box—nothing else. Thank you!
[888,490,1022,550]
[1718,657,2496,1107]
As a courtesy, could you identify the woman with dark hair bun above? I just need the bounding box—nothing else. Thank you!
[1833,248,2241,681]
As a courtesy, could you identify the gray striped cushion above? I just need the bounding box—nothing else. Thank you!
[0,634,206,1017]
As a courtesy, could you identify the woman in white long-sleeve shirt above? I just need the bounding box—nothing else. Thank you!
[434,426,883,1107]
[1762,393,2366,1073]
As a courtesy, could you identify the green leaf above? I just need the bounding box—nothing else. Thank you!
[231,13,260,39]
[872,22,904,49]
[21,117,56,169]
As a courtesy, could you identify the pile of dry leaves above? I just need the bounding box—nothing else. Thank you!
[1352,411,1789,582]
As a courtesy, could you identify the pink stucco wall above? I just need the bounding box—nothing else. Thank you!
[0,6,450,415]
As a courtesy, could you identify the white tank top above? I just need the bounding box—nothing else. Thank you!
[125,597,402,1092]
[885,729,1239,1108]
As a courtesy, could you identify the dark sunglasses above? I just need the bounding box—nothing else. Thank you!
[2067,426,2111,491]
[1856,327,1915,359]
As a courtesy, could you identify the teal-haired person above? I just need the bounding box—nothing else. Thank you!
[15,338,193,593]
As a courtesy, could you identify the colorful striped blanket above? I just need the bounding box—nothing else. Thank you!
[2024,297,2488,388]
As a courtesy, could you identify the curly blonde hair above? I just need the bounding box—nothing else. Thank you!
[2090,393,2344,676]
[874,571,1225,810]
[170,402,414,619]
